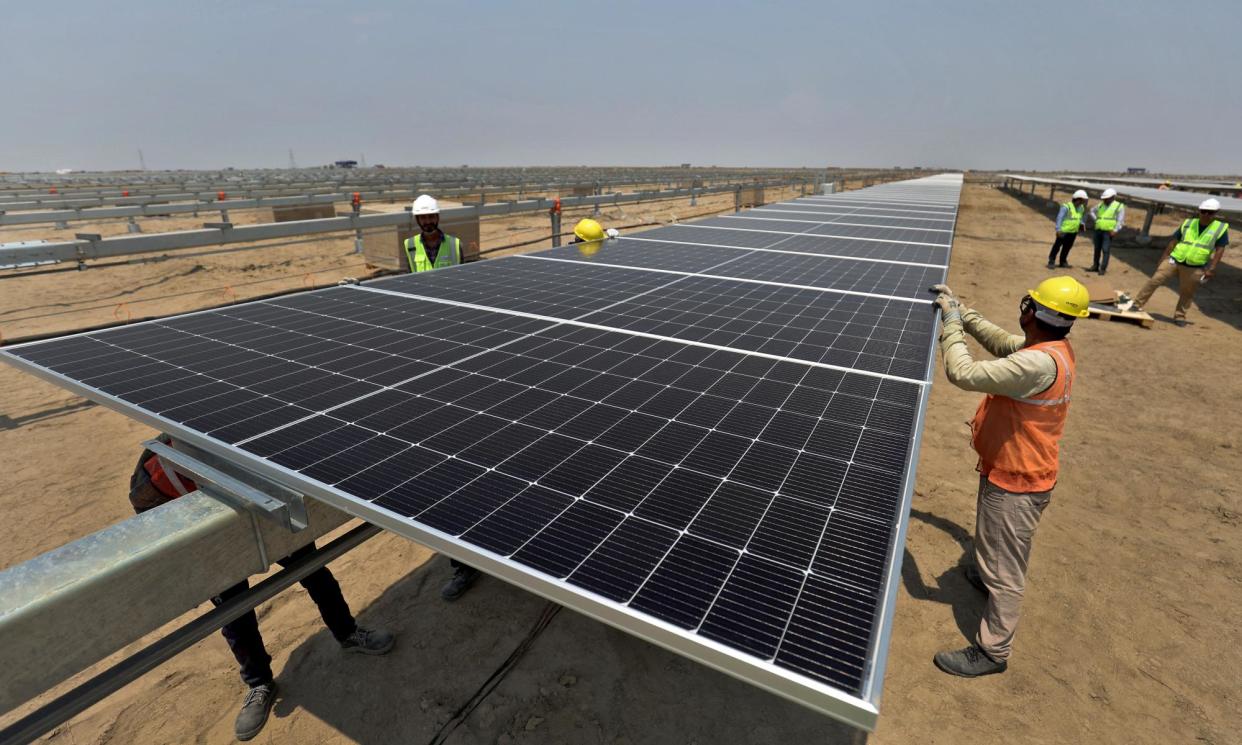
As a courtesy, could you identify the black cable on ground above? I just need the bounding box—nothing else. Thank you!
[425,601,561,745]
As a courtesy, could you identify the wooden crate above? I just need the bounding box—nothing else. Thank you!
[738,186,765,208]
[1087,295,1154,328]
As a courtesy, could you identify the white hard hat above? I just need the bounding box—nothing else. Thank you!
[412,194,439,215]
[1072,190,1088,200]
[1200,197,1221,211]
[1101,188,1117,199]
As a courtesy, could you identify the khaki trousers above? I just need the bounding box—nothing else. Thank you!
[1133,259,1205,320]
[974,475,1051,661]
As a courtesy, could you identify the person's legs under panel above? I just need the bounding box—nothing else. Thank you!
[276,543,357,642]
[214,579,275,687]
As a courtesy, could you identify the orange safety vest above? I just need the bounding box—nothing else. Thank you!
[970,340,1076,493]
[144,452,197,498]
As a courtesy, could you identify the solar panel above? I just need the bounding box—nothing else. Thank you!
[2,174,963,731]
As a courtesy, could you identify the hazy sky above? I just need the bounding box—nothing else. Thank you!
[2,1,1238,174]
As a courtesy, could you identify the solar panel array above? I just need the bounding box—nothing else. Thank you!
[2,174,962,730]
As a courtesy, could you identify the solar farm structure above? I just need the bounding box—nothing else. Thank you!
[0,167,916,220]
[1000,174,1242,242]
[0,174,961,738]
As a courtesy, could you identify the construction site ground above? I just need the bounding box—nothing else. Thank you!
[1,182,1239,744]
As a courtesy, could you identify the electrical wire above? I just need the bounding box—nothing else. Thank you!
[425,601,561,745]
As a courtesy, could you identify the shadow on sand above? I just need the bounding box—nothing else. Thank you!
[901,508,987,644]
[267,555,868,745]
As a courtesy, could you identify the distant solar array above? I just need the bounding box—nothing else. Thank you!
[2,174,962,730]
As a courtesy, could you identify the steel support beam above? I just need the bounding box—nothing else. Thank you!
[0,522,378,745]
[0,479,354,714]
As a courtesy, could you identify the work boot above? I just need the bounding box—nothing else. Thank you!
[234,682,277,742]
[933,645,1007,678]
[1058,262,1071,269]
[441,565,481,601]
[1045,261,1055,269]
[1087,265,1099,272]
[1174,319,1188,328]
[340,626,395,655]
[1098,268,1107,276]
[963,564,988,595]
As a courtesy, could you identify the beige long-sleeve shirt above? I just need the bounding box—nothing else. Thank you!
[939,306,1057,398]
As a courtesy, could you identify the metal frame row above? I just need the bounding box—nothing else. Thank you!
[0,180,805,269]
[1000,174,1242,241]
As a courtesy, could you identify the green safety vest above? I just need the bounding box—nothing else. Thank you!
[403,234,460,272]
[1170,218,1229,267]
[1061,202,1084,233]
[1095,201,1122,232]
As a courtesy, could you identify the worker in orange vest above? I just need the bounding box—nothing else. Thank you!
[129,437,396,741]
[928,277,1089,678]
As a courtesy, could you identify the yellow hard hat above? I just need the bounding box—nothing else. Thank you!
[1028,276,1090,319]
[573,218,606,243]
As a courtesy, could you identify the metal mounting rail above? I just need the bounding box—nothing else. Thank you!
[0,180,804,268]
[145,437,308,533]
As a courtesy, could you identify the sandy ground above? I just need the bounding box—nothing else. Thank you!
[1,182,1239,744]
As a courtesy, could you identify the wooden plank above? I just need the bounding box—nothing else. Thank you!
[1086,300,1154,328]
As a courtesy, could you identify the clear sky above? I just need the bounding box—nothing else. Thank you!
[2,0,1237,174]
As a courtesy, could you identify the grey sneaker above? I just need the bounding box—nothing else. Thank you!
[235,682,277,742]
[963,564,988,595]
[340,626,395,655]
[933,645,1007,678]
[441,566,481,601]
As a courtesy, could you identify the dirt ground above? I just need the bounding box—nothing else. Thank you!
[1,181,1239,744]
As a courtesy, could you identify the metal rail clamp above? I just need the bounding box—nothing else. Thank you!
[143,437,309,570]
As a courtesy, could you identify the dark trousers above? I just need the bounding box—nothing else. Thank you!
[213,542,356,687]
[1047,232,1078,265]
[1092,230,1112,271]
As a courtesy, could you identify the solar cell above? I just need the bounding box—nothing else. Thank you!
[700,216,951,246]
[2,174,964,731]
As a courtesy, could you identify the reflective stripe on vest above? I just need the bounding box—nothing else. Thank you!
[970,340,1076,493]
[404,234,461,272]
[1170,218,1228,267]
[1095,201,1121,231]
[1061,203,1083,233]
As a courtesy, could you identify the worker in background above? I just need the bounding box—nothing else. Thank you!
[405,194,462,272]
[928,277,1089,678]
[569,217,620,257]
[1126,198,1229,327]
[1087,188,1125,275]
[128,438,395,741]
[1046,190,1088,269]
[404,194,483,599]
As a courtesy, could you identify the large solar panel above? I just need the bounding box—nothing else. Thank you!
[2,174,962,731]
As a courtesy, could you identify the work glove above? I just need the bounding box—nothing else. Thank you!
[606,228,620,239]
[929,284,961,319]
